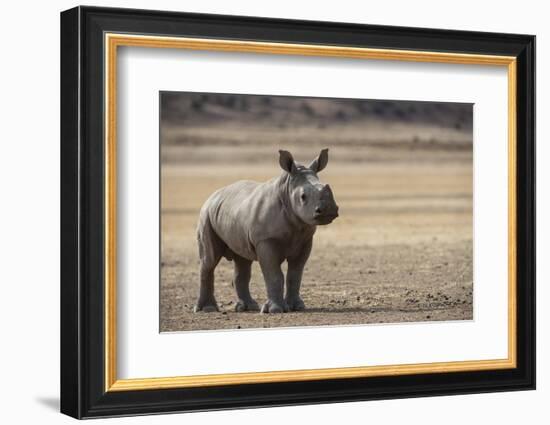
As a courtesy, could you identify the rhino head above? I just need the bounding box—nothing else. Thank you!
[279,149,339,226]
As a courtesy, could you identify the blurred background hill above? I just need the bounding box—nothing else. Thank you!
[160,92,472,165]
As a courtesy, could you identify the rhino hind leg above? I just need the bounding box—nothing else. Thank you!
[194,214,224,313]
[232,256,259,312]
[194,265,219,313]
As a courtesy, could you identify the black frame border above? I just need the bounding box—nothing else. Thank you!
[61,6,535,419]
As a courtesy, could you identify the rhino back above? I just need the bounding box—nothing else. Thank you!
[203,180,271,260]
[201,177,313,261]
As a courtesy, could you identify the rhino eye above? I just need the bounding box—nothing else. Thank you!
[300,193,307,202]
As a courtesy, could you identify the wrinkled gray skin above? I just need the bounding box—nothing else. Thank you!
[194,149,339,314]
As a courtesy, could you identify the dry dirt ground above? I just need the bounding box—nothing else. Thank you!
[160,157,473,332]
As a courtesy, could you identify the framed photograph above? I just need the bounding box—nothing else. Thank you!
[60,6,535,419]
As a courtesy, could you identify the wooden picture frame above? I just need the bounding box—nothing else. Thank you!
[60,5,535,419]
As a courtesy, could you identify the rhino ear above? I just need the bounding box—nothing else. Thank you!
[279,150,296,174]
[309,148,329,173]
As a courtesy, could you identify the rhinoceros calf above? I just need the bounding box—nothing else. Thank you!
[194,149,339,314]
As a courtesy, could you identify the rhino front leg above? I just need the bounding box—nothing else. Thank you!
[285,238,312,311]
[257,240,288,314]
[232,256,259,312]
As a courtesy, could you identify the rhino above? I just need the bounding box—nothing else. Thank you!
[194,149,339,314]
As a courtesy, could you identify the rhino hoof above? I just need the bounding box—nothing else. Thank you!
[261,300,289,314]
[193,303,219,313]
[235,300,260,312]
[286,297,306,311]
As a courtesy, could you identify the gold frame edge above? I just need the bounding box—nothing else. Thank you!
[104,33,518,392]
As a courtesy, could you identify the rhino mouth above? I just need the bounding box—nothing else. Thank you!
[314,212,339,225]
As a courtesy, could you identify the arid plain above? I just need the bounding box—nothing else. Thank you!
[160,94,473,332]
